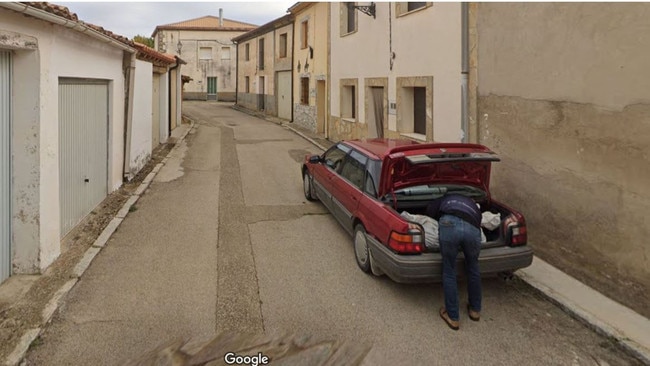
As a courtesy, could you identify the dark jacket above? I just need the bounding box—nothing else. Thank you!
[426,194,481,228]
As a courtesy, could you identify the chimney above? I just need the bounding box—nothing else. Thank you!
[219,8,223,27]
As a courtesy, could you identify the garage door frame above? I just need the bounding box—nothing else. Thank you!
[0,51,11,282]
[58,78,109,237]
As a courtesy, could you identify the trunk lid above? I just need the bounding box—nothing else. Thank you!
[378,143,500,197]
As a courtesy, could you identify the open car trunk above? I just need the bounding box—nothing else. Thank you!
[385,196,515,252]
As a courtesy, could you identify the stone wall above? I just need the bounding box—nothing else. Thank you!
[293,104,317,132]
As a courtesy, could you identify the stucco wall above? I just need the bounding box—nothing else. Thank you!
[129,60,153,176]
[1,10,127,273]
[158,29,246,99]
[293,3,329,133]
[237,22,291,116]
[330,2,462,142]
[476,3,650,316]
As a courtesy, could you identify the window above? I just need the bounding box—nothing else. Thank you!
[396,76,432,139]
[279,33,288,58]
[413,87,426,135]
[245,76,250,93]
[258,38,265,70]
[340,150,368,190]
[341,3,357,35]
[221,47,231,60]
[396,2,431,16]
[245,43,250,61]
[323,144,350,173]
[301,20,308,49]
[199,47,212,60]
[408,2,427,11]
[341,83,357,120]
[300,77,309,105]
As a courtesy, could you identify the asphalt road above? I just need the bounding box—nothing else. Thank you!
[24,102,641,365]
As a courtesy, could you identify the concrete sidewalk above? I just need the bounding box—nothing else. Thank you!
[272,113,650,365]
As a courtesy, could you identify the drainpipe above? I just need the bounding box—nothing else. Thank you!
[123,52,136,181]
[234,40,239,106]
[291,17,295,123]
[461,2,469,143]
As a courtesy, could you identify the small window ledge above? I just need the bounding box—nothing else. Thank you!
[400,133,426,142]
[342,117,356,123]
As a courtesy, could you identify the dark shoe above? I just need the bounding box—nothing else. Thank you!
[439,307,459,330]
[467,304,480,321]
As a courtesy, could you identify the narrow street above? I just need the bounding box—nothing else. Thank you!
[24,102,640,365]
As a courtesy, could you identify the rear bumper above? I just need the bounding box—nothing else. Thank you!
[367,236,533,284]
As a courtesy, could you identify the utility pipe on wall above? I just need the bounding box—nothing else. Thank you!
[123,52,136,181]
[461,2,469,143]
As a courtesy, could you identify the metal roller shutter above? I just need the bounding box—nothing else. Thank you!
[58,79,108,237]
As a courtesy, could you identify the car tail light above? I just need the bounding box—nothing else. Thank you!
[388,228,424,254]
[503,214,527,246]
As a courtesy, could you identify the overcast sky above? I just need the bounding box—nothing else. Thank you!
[58,2,297,39]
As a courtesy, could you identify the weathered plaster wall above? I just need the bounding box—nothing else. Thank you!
[159,29,244,99]
[1,10,127,273]
[293,3,329,133]
[237,93,257,111]
[130,59,153,176]
[477,3,650,315]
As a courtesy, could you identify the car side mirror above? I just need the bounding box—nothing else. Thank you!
[309,155,322,164]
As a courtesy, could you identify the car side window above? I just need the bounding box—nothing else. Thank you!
[323,144,349,173]
[340,150,367,190]
[364,173,377,197]
[363,159,380,198]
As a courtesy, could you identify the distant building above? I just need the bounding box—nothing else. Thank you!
[233,14,293,119]
[152,10,256,101]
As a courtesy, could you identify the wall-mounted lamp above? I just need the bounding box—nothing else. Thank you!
[176,40,183,53]
[350,2,376,19]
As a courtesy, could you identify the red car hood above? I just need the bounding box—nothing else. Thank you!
[378,144,500,197]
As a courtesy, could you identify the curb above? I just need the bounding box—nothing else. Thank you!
[4,122,195,366]
[252,104,650,365]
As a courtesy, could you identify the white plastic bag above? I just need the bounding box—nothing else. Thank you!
[481,212,501,231]
[400,211,439,250]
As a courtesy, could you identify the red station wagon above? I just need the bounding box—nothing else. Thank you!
[302,139,533,283]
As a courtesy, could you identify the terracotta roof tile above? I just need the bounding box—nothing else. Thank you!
[21,1,78,21]
[154,15,257,34]
[133,42,176,66]
[20,2,135,47]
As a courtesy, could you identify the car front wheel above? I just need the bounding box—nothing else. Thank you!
[303,171,317,201]
[354,224,371,273]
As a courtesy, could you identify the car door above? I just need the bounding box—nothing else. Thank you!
[328,149,368,235]
[312,144,349,212]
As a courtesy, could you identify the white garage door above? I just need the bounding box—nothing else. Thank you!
[0,51,11,282]
[59,79,108,237]
[277,71,291,120]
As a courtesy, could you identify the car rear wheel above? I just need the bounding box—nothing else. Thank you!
[354,224,371,273]
[303,171,317,201]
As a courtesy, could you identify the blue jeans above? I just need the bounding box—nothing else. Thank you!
[439,214,482,321]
